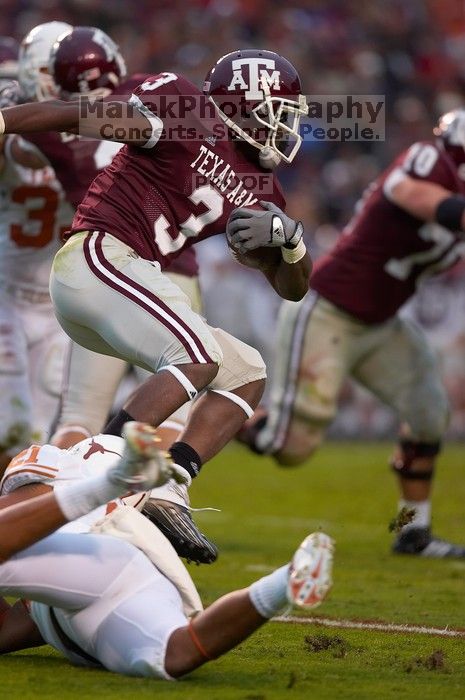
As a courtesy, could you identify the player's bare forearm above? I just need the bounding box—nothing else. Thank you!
[2,100,80,134]
[0,485,66,562]
[263,250,312,301]
[1,100,153,145]
[387,176,452,221]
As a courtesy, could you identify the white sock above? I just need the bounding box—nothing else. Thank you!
[248,564,290,618]
[54,473,126,522]
[398,499,431,531]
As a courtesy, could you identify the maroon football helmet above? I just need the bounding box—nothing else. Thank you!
[204,49,307,168]
[49,26,127,97]
[434,109,465,169]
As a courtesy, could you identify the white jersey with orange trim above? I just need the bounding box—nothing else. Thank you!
[0,135,74,296]
[0,435,204,678]
[1,443,68,494]
[0,437,139,532]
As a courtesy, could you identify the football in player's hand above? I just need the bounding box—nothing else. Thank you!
[228,242,281,270]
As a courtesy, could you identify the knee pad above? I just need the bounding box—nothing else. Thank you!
[390,439,441,480]
[158,365,198,400]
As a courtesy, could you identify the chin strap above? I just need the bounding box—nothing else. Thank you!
[259,145,281,169]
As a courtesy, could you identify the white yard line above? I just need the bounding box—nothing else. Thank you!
[274,615,465,638]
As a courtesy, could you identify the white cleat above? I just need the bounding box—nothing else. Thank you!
[287,532,334,609]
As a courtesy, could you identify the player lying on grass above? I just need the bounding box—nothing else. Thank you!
[240,110,465,558]
[0,422,334,677]
[0,48,311,565]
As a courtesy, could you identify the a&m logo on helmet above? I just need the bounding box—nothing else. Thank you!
[227,57,281,100]
[205,49,307,167]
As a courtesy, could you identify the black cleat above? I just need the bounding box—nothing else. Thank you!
[142,498,218,564]
[393,527,465,558]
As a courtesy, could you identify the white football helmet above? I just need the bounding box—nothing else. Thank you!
[67,433,150,511]
[18,21,72,101]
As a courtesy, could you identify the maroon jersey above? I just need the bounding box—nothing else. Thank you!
[71,72,286,269]
[23,75,198,278]
[311,141,465,323]
[24,75,146,208]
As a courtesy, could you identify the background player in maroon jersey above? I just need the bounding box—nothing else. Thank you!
[0,49,311,560]
[15,23,213,563]
[241,110,465,558]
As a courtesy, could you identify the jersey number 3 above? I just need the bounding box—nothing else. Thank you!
[10,185,65,248]
[153,184,224,255]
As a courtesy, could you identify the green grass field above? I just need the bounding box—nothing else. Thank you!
[3,442,465,699]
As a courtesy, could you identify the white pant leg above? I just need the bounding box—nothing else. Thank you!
[50,232,222,370]
[257,293,353,459]
[24,302,70,444]
[87,570,186,678]
[352,315,449,442]
[54,271,202,434]
[55,341,128,436]
[0,533,139,606]
[0,531,188,679]
[0,297,32,453]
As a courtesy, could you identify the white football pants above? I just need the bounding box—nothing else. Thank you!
[0,532,187,678]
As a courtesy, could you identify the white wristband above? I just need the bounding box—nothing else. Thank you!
[281,238,307,264]
[0,111,5,135]
[54,472,124,521]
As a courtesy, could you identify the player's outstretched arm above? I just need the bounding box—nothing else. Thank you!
[0,99,159,146]
[0,487,67,563]
[0,422,186,562]
[226,201,312,301]
[385,174,465,231]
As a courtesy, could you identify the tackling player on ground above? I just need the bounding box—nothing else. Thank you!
[240,111,465,558]
[0,424,333,677]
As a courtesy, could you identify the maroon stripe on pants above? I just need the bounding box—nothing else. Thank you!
[94,234,213,363]
[83,233,212,364]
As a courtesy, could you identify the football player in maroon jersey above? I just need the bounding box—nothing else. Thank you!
[39,25,211,563]
[14,23,211,563]
[0,49,311,560]
[241,110,465,558]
